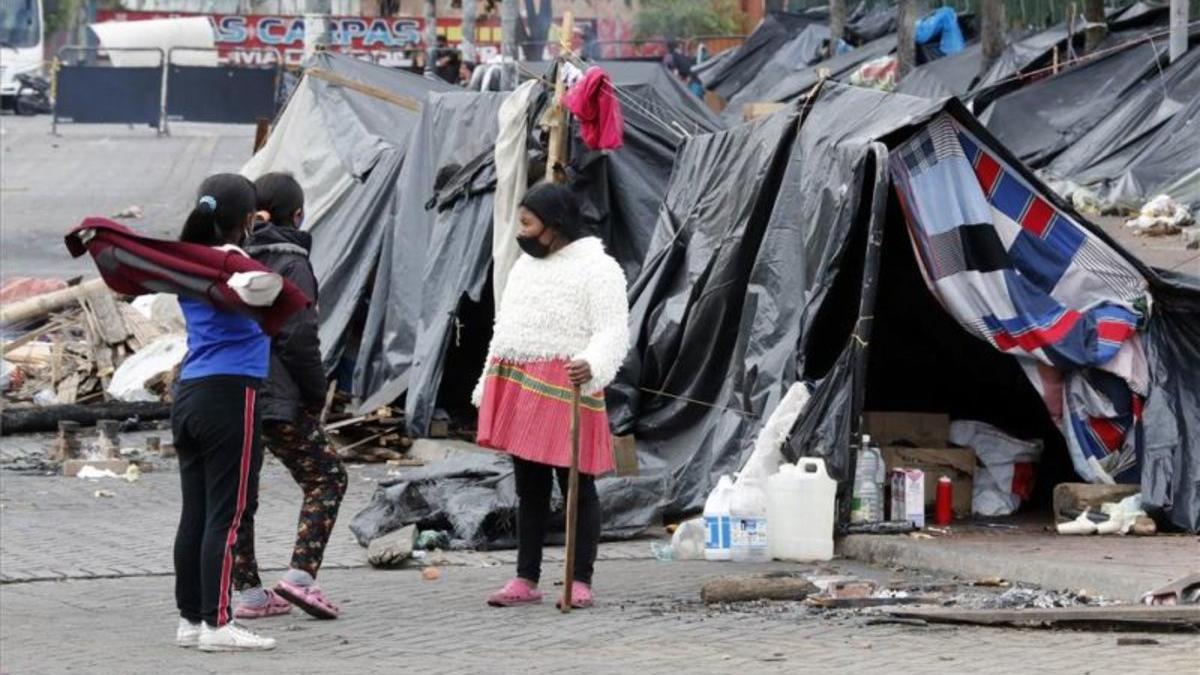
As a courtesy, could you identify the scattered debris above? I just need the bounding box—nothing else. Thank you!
[366,524,417,569]
[1126,195,1195,236]
[77,465,121,479]
[414,530,451,551]
[1116,637,1160,646]
[887,605,1200,632]
[93,489,115,498]
[973,577,1008,588]
[1141,574,1200,607]
[111,205,144,219]
[421,567,442,581]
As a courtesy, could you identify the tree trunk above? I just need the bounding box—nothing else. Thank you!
[897,0,918,79]
[980,0,1007,77]
[829,0,845,58]
[1,402,171,436]
[1169,0,1188,63]
[424,0,437,77]
[461,0,478,64]
[501,0,519,88]
[1083,0,1107,53]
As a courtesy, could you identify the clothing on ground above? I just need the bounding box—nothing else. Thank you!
[232,410,347,589]
[512,455,601,586]
[172,376,263,627]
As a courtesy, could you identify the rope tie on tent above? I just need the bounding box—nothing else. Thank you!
[637,387,760,419]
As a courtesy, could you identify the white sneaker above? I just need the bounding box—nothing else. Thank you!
[198,622,277,652]
[176,618,201,648]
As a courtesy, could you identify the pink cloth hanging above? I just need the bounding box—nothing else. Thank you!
[561,66,625,151]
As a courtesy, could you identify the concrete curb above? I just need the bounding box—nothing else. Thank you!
[838,534,1164,602]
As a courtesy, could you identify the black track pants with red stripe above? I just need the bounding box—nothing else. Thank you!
[172,376,264,627]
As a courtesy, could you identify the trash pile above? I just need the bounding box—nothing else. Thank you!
[2,281,184,410]
[1124,195,1196,238]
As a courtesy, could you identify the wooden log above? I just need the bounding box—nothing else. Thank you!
[701,575,818,604]
[0,278,108,326]
[1,401,169,435]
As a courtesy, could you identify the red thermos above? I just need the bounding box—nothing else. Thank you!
[935,476,953,526]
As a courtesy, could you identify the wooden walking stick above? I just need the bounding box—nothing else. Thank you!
[561,384,582,613]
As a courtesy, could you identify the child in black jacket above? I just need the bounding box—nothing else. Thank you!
[232,172,348,620]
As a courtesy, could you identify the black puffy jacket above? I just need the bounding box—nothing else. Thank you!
[245,221,326,423]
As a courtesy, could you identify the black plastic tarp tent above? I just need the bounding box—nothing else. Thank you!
[350,83,1200,549]
[894,43,983,98]
[242,52,458,372]
[353,64,722,435]
[722,34,899,122]
[698,12,815,100]
[1043,47,1200,209]
[980,37,1175,168]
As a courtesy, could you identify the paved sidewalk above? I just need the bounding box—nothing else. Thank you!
[3,560,1197,675]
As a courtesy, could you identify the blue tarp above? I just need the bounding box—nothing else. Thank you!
[915,7,965,56]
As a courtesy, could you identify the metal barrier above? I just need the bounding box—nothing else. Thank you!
[165,48,281,128]
[53,47,165,135]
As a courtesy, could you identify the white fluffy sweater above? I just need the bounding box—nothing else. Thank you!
[473,237,630,404]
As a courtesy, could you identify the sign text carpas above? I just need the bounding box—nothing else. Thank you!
[96,10,501,67]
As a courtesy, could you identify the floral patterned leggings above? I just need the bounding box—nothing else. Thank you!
[232,410,348,589]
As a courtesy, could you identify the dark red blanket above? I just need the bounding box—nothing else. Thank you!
[65,217,310,336]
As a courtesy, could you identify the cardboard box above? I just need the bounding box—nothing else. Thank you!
[864,411,950,448]
[882,446,974,518]
[890,468,925,528]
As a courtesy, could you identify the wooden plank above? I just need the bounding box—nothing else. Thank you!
[82,287,130,346]
[306,68,421,111]
[56,373,81,405]
[0,278,107,325]
[1,320,64,355]
[889,605,1200,631]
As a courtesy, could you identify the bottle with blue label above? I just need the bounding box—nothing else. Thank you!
[703,474,734,561]
[730,473,770,563]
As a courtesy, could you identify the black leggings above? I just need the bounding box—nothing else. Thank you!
[513,455,601,586]
[171,376,263,627]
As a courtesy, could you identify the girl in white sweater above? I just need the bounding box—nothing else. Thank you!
[474,183,630,610]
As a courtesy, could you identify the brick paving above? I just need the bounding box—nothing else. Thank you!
[2,448,1198,673]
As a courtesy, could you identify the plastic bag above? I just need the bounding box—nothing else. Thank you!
[106,334,187,402]
[950,420,1043,517]
[670,517,706,560]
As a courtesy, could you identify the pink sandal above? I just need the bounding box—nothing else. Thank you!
[487,578,544,607]
[275,579,340,620]
[234,589,292,619]
[556,581,594,610]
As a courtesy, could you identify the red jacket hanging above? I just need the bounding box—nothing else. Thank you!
[64,217,310,336]
[561,66,625,151]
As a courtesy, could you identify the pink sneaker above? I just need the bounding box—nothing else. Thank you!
[234,589,292,619]
[275,579,340,620]
[487,578,544,607]
[556,581,594,610]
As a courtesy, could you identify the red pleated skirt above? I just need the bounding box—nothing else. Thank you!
[476,359,615,476]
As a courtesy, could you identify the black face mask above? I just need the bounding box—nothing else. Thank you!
[517,235,552,258]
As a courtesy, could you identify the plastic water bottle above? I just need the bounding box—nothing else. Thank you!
[703,475,734,561]
[730,474,769,563]
[851,434,885,523]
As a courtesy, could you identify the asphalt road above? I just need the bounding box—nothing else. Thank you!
[0,115,256,279]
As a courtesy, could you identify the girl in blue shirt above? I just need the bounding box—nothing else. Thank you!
[170,173,276,653]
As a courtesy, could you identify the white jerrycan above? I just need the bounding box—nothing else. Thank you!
[767,458,836,562]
